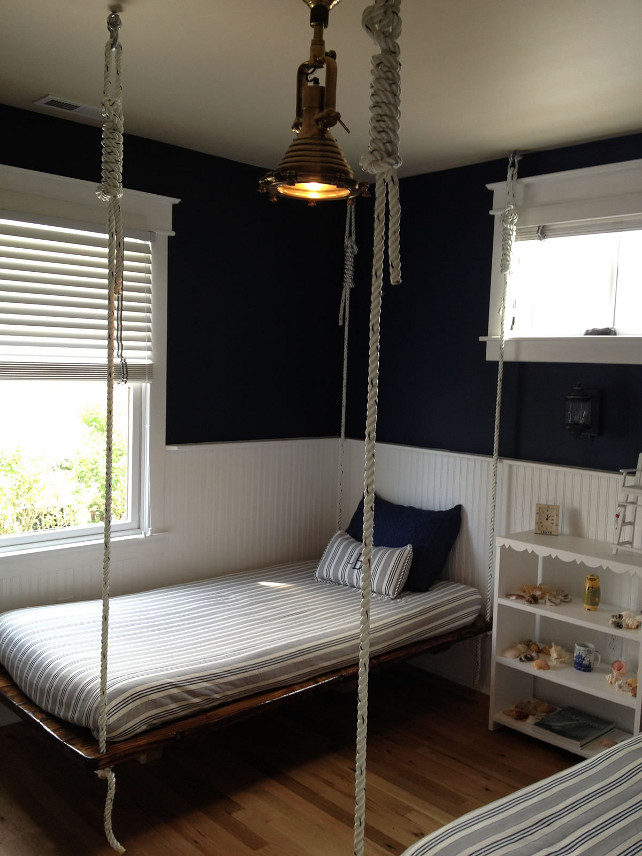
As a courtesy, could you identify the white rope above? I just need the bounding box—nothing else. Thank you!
[487,153,519,620]
[475,153,519,686]
[95,12,126,854]
[353,4,402,855]
[337,201,358,531]
[360,0,402,286]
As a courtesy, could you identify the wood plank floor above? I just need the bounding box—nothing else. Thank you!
[0,665,578,856]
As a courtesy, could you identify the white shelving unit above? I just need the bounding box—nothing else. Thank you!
[489,531,642,757]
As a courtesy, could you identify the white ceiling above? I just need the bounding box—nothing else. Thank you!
[1,0,641,180]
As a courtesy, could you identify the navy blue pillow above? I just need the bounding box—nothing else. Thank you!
[346,496,462,591]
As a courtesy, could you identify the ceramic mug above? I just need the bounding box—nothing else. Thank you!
[573,642,601,672]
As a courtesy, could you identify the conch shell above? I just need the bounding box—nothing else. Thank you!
[549,643,569,664]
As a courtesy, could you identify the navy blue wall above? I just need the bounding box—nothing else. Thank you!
[1,105,347,444]
[345,135,642,473]
[2,104,642,471]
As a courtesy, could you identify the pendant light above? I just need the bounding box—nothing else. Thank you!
[258,0,367,204]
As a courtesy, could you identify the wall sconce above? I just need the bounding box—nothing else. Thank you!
[564,384,599,437]
[258,0,368,204]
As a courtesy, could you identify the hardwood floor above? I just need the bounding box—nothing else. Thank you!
[0,665,577,856]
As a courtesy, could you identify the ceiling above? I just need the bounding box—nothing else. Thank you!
[1,0,641,180]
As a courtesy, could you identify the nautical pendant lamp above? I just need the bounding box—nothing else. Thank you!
[258,0,367,203]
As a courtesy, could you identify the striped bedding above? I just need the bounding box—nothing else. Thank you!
[0,559,481,742]
[401,733,642,856]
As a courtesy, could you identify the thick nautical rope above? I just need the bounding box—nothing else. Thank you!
[353,4,402,855]
[360,0,402,286]
[475,153,519,686]
[95,12,126,855]
[337,201,358,531]
[488,153,519,620]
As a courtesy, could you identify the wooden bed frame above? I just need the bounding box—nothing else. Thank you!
[0,614,490,771]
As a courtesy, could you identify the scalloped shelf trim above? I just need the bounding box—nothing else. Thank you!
[497,532,642,576]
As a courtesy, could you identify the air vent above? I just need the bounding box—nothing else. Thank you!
[33,95,103,123]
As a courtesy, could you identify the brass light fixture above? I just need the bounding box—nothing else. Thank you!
[258,0,367,204]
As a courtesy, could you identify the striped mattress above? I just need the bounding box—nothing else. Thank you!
[0,559,481,742]
[400,732,642,856]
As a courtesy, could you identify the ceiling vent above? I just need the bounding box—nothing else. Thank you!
[33,95,103,123]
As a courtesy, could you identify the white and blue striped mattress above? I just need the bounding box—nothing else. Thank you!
[401,732,642,856]
[0,560,481,742]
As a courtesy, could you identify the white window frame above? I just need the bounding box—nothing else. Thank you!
[483,158,642,364]
[0,164,178,554]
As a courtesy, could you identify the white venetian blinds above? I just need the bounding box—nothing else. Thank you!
[516,214,642,242]
[0,216,152,381]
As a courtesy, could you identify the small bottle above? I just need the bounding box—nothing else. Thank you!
[583,574,600,611]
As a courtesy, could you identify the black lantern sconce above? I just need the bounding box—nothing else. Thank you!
[564,384,600,437]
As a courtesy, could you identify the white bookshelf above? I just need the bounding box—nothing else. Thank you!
[489,532,642,757]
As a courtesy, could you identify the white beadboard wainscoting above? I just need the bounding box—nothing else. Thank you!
[161,438,340,579]
[0,438,340,613]
[342,441,627,690]
[0,436,630,713]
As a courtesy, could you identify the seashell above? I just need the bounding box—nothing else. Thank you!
[502,645,524,659]
[533,700,556,714]
[539,645,551,657]
[555,590,572,602]
[622,612,641,630]
[611,659,627,677]
[527,641,541,653]
[544,593,560,606]
[504,706,529,721]
[627,678,638,697]
[525,594,539,604]
[519,652,535,662]
[532,658,550,670]
[606,673,621,687]
[506,592,527,601]
[549,643,569,663]
[610,614,624,629]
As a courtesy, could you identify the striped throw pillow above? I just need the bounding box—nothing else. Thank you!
[315,531,413,599]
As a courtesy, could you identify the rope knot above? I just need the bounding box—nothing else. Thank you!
[362,1,402,45]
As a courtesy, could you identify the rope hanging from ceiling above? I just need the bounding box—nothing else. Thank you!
[353,2,402,855]
[475,152,520,684]
[487,152,519,619]
[337,200,358,531]
[95,9,126,854]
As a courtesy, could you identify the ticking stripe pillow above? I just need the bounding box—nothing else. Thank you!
[315,531,413,599]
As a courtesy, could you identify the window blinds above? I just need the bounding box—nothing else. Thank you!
[516,214,642,242]
[0,217,152,381]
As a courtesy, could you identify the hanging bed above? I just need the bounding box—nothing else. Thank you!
[0,501,488,771]
[399,730,642,856]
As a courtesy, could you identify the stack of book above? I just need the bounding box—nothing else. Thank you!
[534,706,620,751]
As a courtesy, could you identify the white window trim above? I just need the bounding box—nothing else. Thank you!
[483,158,642,364]
[0,164,179,553]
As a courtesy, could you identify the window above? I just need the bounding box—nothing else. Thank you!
[0,164,176,553]
[484,159,642,363]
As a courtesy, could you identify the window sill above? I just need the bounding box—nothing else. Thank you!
[481,336,642,364]
[0,530,168,559]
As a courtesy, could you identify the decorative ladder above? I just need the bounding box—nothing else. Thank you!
[613,452,642,554]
